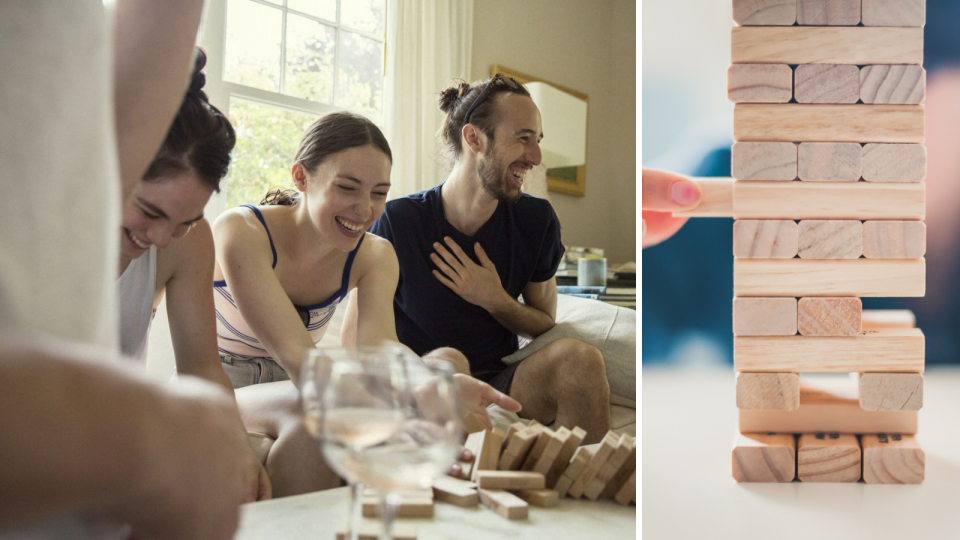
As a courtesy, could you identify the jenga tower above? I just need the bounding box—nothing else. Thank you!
[726,0,927,484]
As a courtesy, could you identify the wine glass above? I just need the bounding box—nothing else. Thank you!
[300,346,409,540]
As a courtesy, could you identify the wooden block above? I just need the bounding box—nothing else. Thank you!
[734,259,925,297]
[736,372,800,410]
[862,434,925,484]
[567,431,619,499]
[861,0,925,27]
[861,65,925,105]
[732,433,796,482]
[362,494,434,518]
[862,309,915,330]
[733,297,797,336]
[794,65,860,104]
[735,104,924,143]
[732,180,925,220]
[462,413,487,435]
[478,489,528,520]
[798,433,861,483]
[798,297,862,336]
[797,0,861,25]
[554,446,593,497]
[735,327,924,372]
[862,143,926,183]
[672,177,733,217]
[733,0,796,25]
[859,373,923,411]
[798,143,862,182]
[584,434,636,501]
[520,427,555,471]
[740,377,918,434]
[862,221,926,259]
[728,64,793,103]
[545,426,587,488]
[731,27,923,65]
[498,426,541,471]
[733,220,798,259]
[613,470,636,506]
[531,427,570,475]
[432,476,478,507]
[512,488,559,507]
[731,142,797,181]
[603,444,637,499]
[475,471,545,490]
[468,430,504,481]
[797,220,862,259]
[337,523,417,540]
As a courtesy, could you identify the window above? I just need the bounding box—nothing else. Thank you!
[200,0,386,210]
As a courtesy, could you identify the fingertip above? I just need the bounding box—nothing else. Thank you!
[670,179,701,207]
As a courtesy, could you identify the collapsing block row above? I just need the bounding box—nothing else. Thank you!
[732,142,926,182]
[734,219,926,259]
[733,0,925,27]
[729,64,925,104]
[736,372,923,411]
[732,432,925,484]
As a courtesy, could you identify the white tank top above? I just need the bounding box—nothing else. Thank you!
[118,246,157,362]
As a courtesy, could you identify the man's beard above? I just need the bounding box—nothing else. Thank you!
[478,153,522,203]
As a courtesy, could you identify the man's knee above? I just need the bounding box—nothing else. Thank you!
[552,338,607,390]
[425,347,471,375]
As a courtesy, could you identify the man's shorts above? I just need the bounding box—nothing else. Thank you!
[473,361,522,395]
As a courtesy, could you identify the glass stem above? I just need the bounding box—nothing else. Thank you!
[379,492,402,540]
[347,481,363,540]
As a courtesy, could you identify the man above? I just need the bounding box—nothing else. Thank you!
[355,75,611,443]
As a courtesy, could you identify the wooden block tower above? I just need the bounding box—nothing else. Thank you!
[725,0,927,484]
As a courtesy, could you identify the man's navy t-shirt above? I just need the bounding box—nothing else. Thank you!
[369,184,565,377]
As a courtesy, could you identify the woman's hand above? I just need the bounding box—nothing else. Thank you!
[453,374,522,430]
[642,168,702,248]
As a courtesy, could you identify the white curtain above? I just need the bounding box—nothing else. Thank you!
[383,0,474,198]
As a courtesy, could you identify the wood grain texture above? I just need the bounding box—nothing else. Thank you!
[798,297,862,336]
[734,328,925,372]
[798,433,861,482]
[478,489,528,520]
[862,221,926,258]
[794,64,860,104]
[567,431,619,499]
[736,372,800,410]
[861,0,925,27]
[733,297,798,336]
[728,64,793,103]
[733,180,925,220]
[861,65,925,104]
[735,104,924,143]
[732,433,796,483]
[798,143,862,182]
[862,143,926,182]
[862,434,925,484]
[733,0,796,25]
[475,471,545,490]
[862,309,916,330]
[734,220,798,259]
[672,178,734,217]
[545,426,587,489]
[554,446,592,497]
[797,0,861,25]
[734,258,925,297]
[797,220,862,259]
[584,435,636,501]
[731,27,923,65]
[859,373,923,411]
[732,142,797,180]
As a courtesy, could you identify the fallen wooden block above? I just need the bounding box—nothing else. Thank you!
[859,373,923,411]
[475,471,545,490]
[520,427,556,471]
[733,0,796,25]
[733,297,797,336]
[798,143,862,182]
[361,494,434,518]
[798,433,861,483]
[503,421,526,442]
[861,143,926,183]
[613,470,636,506]
[731,27,923,65]
[797,0,861,25]
[861,65,925,105]
[478,489,529,520]
[567,431,619,499]
[735,103,924,143]
[554,446,593,497]
[728,64,794,103]
[862,434,925,484]
[531,427,571,475]
[584,434,636,501]
[736,372,800,410]
[734,259,925,297]
[797,297,862,336]
[733,220,798,259]
[794,64,860,104]
[545,426,588,488]
[862,309,915,330]
[732,432,796,482]
[337,523,417,540]
[467,430,505,481]
[432,476,478,508]
[512,488,559,508]
[861,0,925,27]
[797,220,862,259]
[862,221,926,259]
[740,377,918,434]
[731,142,797,181]
[735,327,924,373]
[498,425,541,471]
[603,443,637,499]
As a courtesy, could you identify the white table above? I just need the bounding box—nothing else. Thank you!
[643,365,960,540]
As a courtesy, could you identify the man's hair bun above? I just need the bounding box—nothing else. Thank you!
[438,80,471,113]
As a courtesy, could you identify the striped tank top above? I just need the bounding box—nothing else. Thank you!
[214,205,363,359]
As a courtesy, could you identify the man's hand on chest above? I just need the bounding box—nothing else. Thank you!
[429,237,511,313]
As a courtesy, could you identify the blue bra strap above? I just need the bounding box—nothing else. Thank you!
[340,233,365,296]
[241,204,278,269]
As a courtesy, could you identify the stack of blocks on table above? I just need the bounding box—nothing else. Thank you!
[727,0,926,484]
